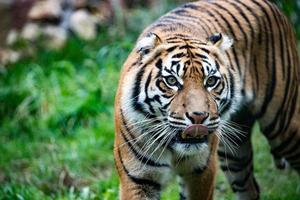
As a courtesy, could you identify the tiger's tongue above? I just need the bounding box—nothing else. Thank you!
[181,124,208,139]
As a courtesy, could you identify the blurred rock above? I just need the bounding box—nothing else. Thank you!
[0,0,150,65]
[70,10,99,40]
[42,25,68,49]
[28,0,62,21]
[21,23,41,41]
[6,30,18,46]
[0,49,21,65]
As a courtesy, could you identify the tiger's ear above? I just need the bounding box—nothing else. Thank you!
[136,32,162,56]
[208,33,233,51]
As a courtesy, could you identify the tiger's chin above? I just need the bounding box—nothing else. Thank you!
[169,130,209,156]
[169,124,217,156]
[172,140,210,156]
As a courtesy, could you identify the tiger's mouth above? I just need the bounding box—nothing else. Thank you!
[175,124,209,144]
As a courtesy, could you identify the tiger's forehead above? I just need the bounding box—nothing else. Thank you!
[164,33,207,44]
[159,43,219,78]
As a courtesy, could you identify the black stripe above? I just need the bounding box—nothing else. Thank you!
[144,71,156,114]
[193,60,203,67]
[270,130,297,156]
[225,51,235,71]
[170,112,184,120]
[153,23,168,29]
[261,2,292,139]
[166,36,181,41]
[129,61,140,70]
[252,0,277,119]
[169,120,187,126]
[209,116,219,121]
[166,45,178,52]
[195,53,208,60]
[179,44,195,49]
[286,83,299,125]
[215,61,220,70]
[213,2,248,49]
[204,5,242,76]
[267,82,297,140]
[218,150,252,163]
[159,17,190,30]
[172,8,187,15]
[171,11,210,36]
[235,0,263,43]
[161,101,172,110]
[202,59,212,67]
[285,151,300,162]
[281,138,300,159]
[229,0,255,41]
[132,66,151,116]
[200,48,210,54]
[117,148,161,190]
[162,93,174,99]
[231,166,253,192]
[220,152,252,173]
[182,3,200,10]
[172,53,185,59]
[155,59,162,70]
[220,70,235,115]
[164,68,173,75]
[120,128,170,168]
[268,2,286,79]
[207,121,219,127]
[252,57,259,98]
[161,20,190,33]
[176,63,181,76]
[228,0,256,91]
[153,95,162,105]
[156,80,166,93]
[171,60,180,67]
[274,13,297,132]
[195,10,219,38]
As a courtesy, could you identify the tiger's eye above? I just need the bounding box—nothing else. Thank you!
[166,76,178,86]
[206,76,219,87]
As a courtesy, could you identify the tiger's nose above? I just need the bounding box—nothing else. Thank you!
[187,112,209,124]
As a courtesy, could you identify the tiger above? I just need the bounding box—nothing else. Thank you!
[114,0,300,199]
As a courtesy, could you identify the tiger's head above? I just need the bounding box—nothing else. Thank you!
[120,32,236,155]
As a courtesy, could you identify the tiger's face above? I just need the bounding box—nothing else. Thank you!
[123,32,234,155]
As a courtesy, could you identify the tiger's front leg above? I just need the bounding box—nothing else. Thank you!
[114,131,174,200]
[114,146,167,200]
[179,156,217,200]
[218,126,260,200]
[118,174,161,200]
[177,135,219,200]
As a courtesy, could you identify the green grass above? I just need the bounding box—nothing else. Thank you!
[0,1,300,199]
[0,33,125,200]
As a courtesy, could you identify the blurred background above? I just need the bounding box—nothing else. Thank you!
[0,0,299,199]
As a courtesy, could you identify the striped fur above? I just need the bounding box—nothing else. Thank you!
[114,0,300,199]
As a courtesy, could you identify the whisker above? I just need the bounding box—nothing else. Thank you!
[119,117,168,147]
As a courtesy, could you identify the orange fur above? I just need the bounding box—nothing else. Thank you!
[114,1,300,199]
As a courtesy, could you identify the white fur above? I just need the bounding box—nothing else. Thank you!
[219,34,234,51]
[136,33,158,52]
